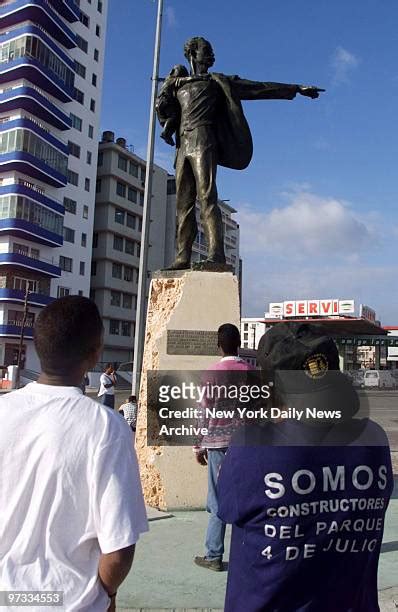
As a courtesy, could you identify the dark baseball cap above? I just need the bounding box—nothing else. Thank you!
[257,322,360,421]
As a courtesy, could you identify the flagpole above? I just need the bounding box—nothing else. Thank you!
[132,0,164,396]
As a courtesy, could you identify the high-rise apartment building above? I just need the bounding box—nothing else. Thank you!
[91,131,173,364]
[0,0,107,370]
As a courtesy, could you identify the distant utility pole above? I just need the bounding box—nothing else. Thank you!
[132,0,164,396]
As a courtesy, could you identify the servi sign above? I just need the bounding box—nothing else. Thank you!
[269,299,355,318]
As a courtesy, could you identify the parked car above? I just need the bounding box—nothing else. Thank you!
[363,370,396,389]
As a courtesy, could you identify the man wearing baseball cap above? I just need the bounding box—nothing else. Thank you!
[217,322,393,612]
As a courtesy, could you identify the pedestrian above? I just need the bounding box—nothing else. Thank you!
[193,323,253,572]
[80,371,90,395]
[217,322,394,612]
[0,296,148,611]
[119,395,138,443]
[98,363,116,409]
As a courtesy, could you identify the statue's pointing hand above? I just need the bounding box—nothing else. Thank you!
[297,85,325,99]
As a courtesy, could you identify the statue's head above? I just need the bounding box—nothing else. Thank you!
[184,37,215,74]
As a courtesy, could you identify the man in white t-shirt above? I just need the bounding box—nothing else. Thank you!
[98,364,116,409]
[0,296,148,611]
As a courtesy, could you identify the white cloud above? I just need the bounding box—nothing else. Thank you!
[237,191,374,259]
[165,6,177,28]
[331,46,359,84]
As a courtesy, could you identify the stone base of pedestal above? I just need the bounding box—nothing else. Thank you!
[135,270,240,510]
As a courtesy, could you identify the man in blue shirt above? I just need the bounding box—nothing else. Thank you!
[217,322,393,612]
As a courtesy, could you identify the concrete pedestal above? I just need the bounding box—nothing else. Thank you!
[136,270,240,510]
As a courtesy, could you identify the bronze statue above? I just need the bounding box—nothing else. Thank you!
[156,37,324,270]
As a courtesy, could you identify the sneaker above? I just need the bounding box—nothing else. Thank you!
[194,556,223,571]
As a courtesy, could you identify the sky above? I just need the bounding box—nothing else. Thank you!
[101,0,398,324]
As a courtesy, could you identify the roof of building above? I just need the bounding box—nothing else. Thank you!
[261,317,387,336]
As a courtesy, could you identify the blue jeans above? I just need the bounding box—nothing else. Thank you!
[100,394,114,409]
[205,448,227,560]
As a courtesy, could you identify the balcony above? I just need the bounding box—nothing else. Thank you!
[0,119,68,187]
[0,323,34,338]
[0,218,63,247]
[0,1,77,49]
[0,183,64,214]
[0,287,53,307]
[0,86,71,130]
[0,251,61,277]
[49,0,80,23]
[0,26,75,102]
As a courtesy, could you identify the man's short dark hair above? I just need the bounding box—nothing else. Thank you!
[34,296,104,375]
[129,395,136,403]
[218,323,241,354]
[184,37,215,66]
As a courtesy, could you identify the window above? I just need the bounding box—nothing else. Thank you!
[74,60,86,78]
[92,73,97,87]
[97,151,103,165]
[90,98,96,112]
[109,320,119,335]
[167,178,176,195]
[140,192,144,206]
[91,261,97,276]
[136,243,141,257]
[128,187,137,203]
[78,290,83,296]
[97,0,103,13]
[59,256,73,272]
[124,266,133,282]
[112,263,122,279]
[125,239,134,255]
[141,167,146,182]
[117,182,126,198]
[57,286,70,298]
[88,125,94,139]
[83,205,89,219]
[92,232,98,248]
[80,10,90,27]
[70,113,82,132]
[30,248,40,259]
[114,208,125,224]
[74,87,84,104]
[79,261,85,276]
[118,155,128,172]
[110,291,121,307]
[13,277,38,293]
[113,235,123,251]
[126,213,136,229]
[63,226,75,243]
[76,35,88,53]
[68,140,81,158]
[67,169,79,186]
[94,48,99,62]
[123,293,133,309]
[121,321,131,337]
[86,151,92,165]
[95,24,101,37]
[63,197,76,214]
[138,217,142,231]
[84,178,90,192]
[96,178,101,193]
[129,161,138,177]
[81,233,87,247]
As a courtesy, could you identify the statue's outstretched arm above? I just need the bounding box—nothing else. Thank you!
[230,76,324,100]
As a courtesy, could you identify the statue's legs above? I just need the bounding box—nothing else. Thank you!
[169,143,198,269]
[168,127,225,270]
[190,128,225,264]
